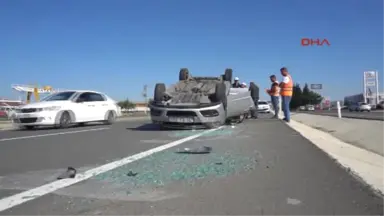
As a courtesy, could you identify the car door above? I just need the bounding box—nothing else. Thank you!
[87,92,108,121]
[73,92,96,122]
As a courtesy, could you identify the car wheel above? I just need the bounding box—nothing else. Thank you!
[105,111,116,125]
[154,83,166,102]
[57,111,71,128]
[214,82,227,109]
[179,68,189,81]
[60,111,72,128]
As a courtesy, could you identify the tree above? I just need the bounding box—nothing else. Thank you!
[290,83,303,109]
[117,99,136,110]
[302,83,310,105]
[308,91,323,105]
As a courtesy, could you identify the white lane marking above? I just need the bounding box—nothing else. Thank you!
[0,128,110,142]
[0,126,224,212]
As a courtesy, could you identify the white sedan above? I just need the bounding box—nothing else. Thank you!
[258,100,271,113]
[13,90,121,130]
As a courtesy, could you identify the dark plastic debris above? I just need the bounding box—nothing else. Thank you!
[126,171,138,177]
[176,146,212,154]
[57,167,77,180]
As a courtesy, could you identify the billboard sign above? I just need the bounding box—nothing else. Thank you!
[310,84,322,90]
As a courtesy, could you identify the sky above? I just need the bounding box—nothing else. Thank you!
[0,0,383,102]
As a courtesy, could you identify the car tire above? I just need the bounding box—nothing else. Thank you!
[56,111,71,129]
[214,82,227,109]
[105,111,116,125]
[154,83,166,102]
[224,68,233,82]
[179,68,189,81]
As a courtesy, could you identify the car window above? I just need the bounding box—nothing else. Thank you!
[258,101,267,105]
[42,91,76,101]
[88,93,105,101]
[360,103,368,105]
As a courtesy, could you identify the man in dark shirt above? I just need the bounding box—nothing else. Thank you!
[250,83,259,119]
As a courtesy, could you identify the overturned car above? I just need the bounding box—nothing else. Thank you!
[148,68,258,129]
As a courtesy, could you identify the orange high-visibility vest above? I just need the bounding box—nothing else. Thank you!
[270,81,280,96]
[280,74,293,97]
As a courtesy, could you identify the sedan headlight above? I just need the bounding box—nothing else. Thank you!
[37,106,61,111]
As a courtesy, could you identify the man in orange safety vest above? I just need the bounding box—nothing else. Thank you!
[279,67,293,122]
[265,75,280,118]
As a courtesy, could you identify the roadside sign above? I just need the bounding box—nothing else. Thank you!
[366,81,376,86]
[310,84,322,90]
[364,71,376,78]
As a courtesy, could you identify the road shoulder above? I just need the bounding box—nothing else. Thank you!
[287,114,384,194]
[291,113,384,156]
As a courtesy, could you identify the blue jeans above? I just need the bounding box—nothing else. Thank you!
[271,96,279,117]
[281,96,292,122]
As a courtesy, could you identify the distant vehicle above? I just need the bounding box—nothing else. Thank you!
[348,102,371,112]
[13,90,120,130]
[0,110,7,118]
[258,100,270,113]
[299,106,306,111]
[149,68,258,129]
[305,104,315,111]
[377,101,384,109]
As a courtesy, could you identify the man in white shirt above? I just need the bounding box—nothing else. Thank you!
[279,67,293,122]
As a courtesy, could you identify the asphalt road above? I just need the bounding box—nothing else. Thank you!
[0,116,382,215]
[296,109,384,121]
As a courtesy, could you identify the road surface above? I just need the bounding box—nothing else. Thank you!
[0,116,382,215]
[296,109,384,121]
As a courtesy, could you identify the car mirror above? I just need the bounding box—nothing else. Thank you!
[76,98,84,103]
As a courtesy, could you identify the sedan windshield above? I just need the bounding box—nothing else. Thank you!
[258,101,268,105]
[41,91,76,101]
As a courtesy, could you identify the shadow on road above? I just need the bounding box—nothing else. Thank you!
[12,123,105,132]
[126,123,181,131]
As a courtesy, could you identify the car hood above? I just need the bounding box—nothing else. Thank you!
[20,101,71,109]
